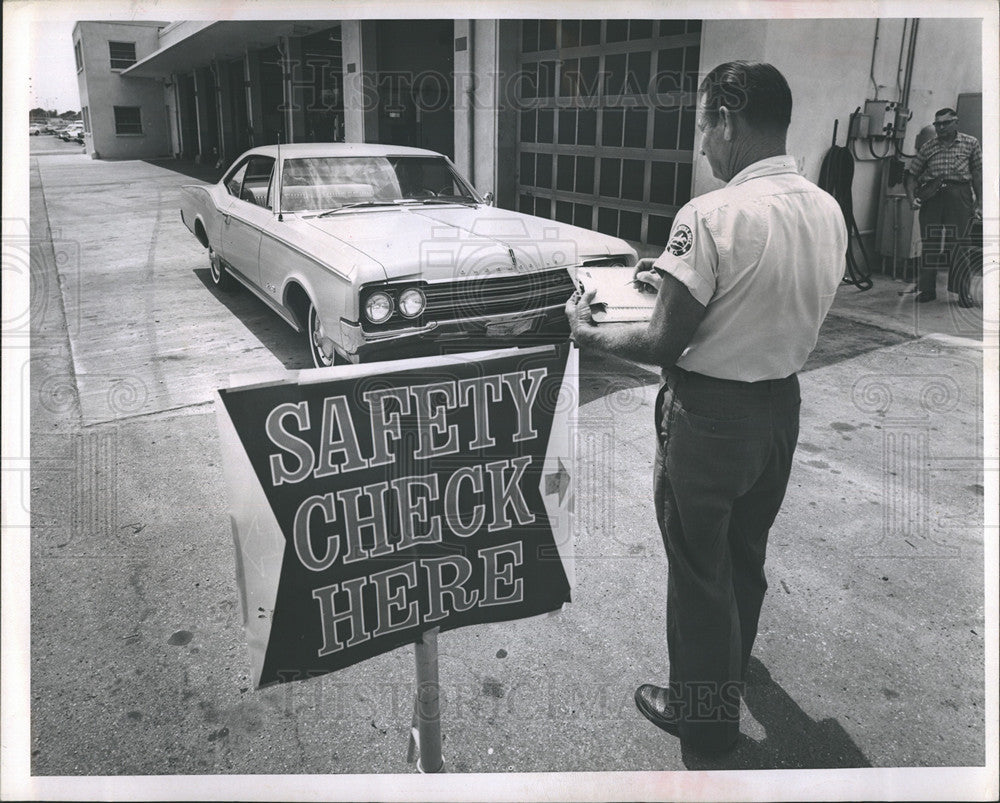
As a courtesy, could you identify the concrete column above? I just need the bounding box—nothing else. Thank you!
[214,59,235,163]
[284,35,308,143]
[246,48,264,148]
[193,68,208,162]
[455,20,520,203]
[455,20,519,206]
[168,73,182,158]
[278,36,298,143]
[342,20,379,143]
[453,20,474,181]
[494,20,520,209]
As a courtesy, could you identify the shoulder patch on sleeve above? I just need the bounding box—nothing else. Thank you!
[666,224,693,256]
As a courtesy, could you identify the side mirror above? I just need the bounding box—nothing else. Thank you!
[483,191,495,206]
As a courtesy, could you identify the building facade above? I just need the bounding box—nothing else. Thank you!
[74,21,173,160]
[73,17,983,253]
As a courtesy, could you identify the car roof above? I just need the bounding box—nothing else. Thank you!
[236,143,446,160]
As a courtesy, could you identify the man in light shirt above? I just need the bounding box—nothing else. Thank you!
[566,61,847,756]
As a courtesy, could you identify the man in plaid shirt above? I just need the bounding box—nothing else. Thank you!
[904,107,983,305]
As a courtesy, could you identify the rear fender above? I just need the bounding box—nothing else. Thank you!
[180,184,224,249]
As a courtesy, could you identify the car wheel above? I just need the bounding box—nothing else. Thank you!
[956,247,982,308]
[308,303,346,368]
[208,246,235,290]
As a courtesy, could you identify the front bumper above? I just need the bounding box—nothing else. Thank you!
[338,303,570,363]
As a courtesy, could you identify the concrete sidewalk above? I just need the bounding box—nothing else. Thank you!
[827,262,987,345]
[20,154,991,789]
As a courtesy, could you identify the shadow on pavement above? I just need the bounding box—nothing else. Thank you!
[143,158,223,184]
[681,657,872,770]
[803,314,911,373]
[193,267,312,370]
[575,313,910,410]
[579,350,660,406]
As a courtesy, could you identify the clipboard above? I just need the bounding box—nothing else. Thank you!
[572,265,658,323]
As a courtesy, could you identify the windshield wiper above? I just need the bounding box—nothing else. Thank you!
[313,200,397,218]
[417,196,479,207]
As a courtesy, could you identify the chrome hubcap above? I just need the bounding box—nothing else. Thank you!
[311,309,333,366]
[209,248,220,282]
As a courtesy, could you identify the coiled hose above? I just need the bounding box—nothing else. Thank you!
[818,128,874,291]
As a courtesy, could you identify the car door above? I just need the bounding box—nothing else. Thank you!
[220,155,276,289]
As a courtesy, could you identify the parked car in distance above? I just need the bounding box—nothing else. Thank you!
[29,124,43,135]
[180,143,637,367]
[61,124,84,141]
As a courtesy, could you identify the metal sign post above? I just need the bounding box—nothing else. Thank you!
[407,627,445,773]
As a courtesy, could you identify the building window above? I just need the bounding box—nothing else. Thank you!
[74,41,83,72]
[113,106,142,135]
[109,41,137,70]
[82,107,91,133]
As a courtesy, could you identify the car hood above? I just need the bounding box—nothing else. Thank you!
[299,204,630,281]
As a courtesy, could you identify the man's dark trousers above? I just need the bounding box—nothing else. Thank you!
[918,183,975,295]
[654,367,800,752]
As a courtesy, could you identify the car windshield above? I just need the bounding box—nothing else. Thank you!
[280,155,477,212]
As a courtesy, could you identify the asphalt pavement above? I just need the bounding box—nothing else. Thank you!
[12,148,995,798]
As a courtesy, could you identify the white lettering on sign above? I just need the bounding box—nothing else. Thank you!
[410,380,461,459]
[266,402,315,485]
[457,375,502,449]
[291,458,536,571]
[266,365,553,658]
[310,544,525,657]
[362,386,410,468]
[265,367,549,485]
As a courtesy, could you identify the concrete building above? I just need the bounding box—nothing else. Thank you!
[73,17,983,257]
[73,21,173,160]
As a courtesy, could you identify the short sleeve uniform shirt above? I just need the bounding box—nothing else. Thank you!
[652,156,848,382]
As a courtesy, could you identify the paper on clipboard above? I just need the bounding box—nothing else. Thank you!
[572,265,658,323]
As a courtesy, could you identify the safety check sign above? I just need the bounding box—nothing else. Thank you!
[216,345,576,688]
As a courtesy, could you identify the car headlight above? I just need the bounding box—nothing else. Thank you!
[364,291,394,324]
[398,287,426,318]
[582,255,632,268]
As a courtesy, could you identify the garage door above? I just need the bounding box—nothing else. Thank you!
[516,19,701,248]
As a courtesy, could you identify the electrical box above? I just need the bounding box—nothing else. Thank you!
[849,113,870,139]
[864,100,897,137]
[892,106,910,139]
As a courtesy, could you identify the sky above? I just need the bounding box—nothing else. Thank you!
[28,18,82,113]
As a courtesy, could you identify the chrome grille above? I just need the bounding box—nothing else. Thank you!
[423,269,576,320]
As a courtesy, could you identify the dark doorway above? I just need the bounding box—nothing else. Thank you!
[375,20,455,159]
[299,25,346,143]
[258,46,286,145]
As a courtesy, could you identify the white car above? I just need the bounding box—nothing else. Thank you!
[180,143,637,367]
[60,124,84,141]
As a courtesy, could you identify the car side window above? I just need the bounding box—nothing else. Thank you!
[226,162,249,198]
[225,161,249,198]
[242,156,276,209]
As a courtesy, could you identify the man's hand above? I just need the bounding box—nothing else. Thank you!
[974,204,983,220]
[631,257,662,293]
[564,288,598,342]
[908,196,922,211]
